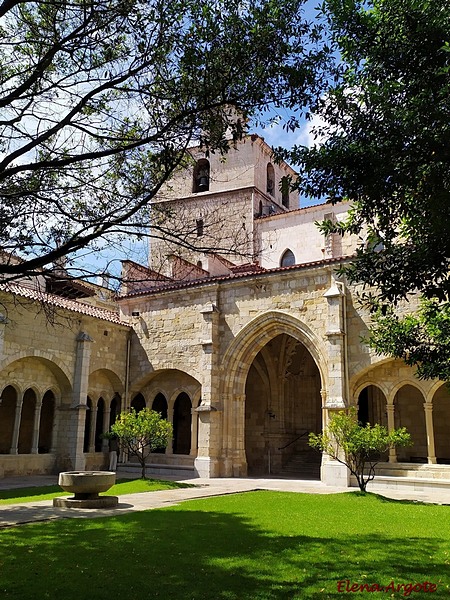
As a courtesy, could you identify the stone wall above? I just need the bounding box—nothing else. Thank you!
[0,293,129,476]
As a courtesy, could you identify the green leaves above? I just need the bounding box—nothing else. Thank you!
[286,0,450,381]
[111,408,173,478]
[369,298,450,381]
[310,408,411,492]
[0,0,325,282]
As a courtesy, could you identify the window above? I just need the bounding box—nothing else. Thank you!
[281,176,290,208]
[193,159,210,193]
[196,218,204,237]
[280,249,295,267]
[266,163,275,196]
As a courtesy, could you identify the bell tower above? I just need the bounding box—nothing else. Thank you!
[148,134,298,279]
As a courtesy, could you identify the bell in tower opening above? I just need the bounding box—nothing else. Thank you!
[193,159,210,193]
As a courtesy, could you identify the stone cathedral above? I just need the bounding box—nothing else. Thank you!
[0,133,449,491]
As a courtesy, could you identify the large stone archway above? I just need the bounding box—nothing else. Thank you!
[245,333,322,477]
[220,311,326,478]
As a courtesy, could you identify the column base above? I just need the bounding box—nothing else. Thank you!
[194,457,220,478]
[321,459,350,487]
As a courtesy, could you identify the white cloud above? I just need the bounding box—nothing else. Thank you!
[255,111,328,154]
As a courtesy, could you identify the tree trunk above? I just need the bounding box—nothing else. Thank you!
[140,457,146,479]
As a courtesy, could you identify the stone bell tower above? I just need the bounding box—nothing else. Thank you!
[148,134,298,279]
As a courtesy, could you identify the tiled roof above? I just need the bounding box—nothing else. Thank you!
[1,283,127,325]
[118,255,352,299]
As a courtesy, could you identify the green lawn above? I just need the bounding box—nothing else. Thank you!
[0,478,192,504]
[1,491,449,599]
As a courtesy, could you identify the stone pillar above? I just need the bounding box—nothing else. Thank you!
[166,404,174,456]
[88,400,97,453]
[193,299,222,477]
[50,405,59,453]
[68,331,94,470]
[102,407,111,452]
[424,402,437,464]
[321,278,350,487]
[31,399,43,454]
[190,407,198,457]
[231,393,247,477]
[194,405,222,477]
[386,403,397,463]
[10,392,24,455]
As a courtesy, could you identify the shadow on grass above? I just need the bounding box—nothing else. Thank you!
[346,490,440,506]
[0,494,448,599]
[0,484,63,500]
[0,478,193,503]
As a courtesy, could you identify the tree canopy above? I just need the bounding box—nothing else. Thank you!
[110,408,172,479]
[309,408,411,492]
[283,0,450,380]
[0,0,326,284]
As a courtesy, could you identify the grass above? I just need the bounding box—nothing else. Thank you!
[0,478,193,504]
[1,490,449,599]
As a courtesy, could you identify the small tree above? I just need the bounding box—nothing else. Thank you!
[110,408,173,479]
[309,408,412,493]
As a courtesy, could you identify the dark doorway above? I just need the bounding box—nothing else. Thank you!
[173,392,191,455]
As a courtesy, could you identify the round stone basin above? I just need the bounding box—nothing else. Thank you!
[58,471,116,497]
[53,471,118,508]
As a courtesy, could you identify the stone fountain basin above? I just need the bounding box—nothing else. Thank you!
[58,471,116,496]
[53,471,118,508]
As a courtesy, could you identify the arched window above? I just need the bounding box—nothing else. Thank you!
[152,393,168,454]
[152,393,168,419]
[281,176,290,208]
[0,385,17,454]
[131,393,146,412]
[196,218,204,237]
[109,394,121,428]
[39,390,55,453]
[173,392,192,455]
[95,397,105,452]
[18,388,36,453]
[266,163,275,196]
[193,159,210,193]
[280,249,295,267]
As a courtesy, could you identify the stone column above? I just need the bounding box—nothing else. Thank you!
[68,331,93,470]
[190,407,198,457]
[9,392,24,454]
[88,400,97,453]
[195,404,222,477]
[424,402,437,464]
[50,405,59,453]
[102,407,111,452]
[166,404,174,456]
[321,278,350,487]
[31,399,43,454]
[231,393,247,477]
[386,403,397,463]
[193,299,222,477]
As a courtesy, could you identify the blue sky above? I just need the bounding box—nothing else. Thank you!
[76,0,326,283]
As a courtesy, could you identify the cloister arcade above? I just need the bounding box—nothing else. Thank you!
[128,369,201,459]
[355,376,450,465]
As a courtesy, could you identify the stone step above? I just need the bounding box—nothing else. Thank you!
[280,452,321,479]
[118,462,196,478]
[351,474,450,494]
[375,463,450,480]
